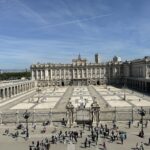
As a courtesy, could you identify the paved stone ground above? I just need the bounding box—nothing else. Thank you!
[0,121,150,150]
[0,85,150,149]
[92,85,150,108]
[0,86,150,113]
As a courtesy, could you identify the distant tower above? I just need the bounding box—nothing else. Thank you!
[95,53,99,63]
[113,56,121,62]
[78,54,81,60]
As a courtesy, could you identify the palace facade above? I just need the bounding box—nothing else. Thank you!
[31,54,150,92]
[31,54,106,86]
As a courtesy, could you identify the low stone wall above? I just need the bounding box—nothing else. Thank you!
[0,107,150,124]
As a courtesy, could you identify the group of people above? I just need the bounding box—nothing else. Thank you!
[3,119,149,150]
[82,123,127,150]
[29,137,50,150]
[29,130,82,150]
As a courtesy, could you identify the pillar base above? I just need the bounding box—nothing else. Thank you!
[67,121,71,128]
[92,121,98,127]
[72,121,77,127]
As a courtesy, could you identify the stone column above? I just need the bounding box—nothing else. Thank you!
[45,69,49,80]
[73,69,75,79]
[0,111,2,124]
[32,70,35,80]
[91,68,92,78]
[82,69,84,78]
[51,69,53,80]
[7,88,9,98]
[21,85,24,93]
[36,70,39,80]
[25,84,27,91]
[59,69,61,79]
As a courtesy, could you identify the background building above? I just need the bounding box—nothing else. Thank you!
[106,56,150,92]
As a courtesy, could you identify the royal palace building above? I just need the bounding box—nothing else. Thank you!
[31,54,150,92]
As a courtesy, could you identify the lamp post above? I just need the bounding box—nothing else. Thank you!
[49,108,53,125]
[138,107,146,138]
[23,110,30,138]
[16,110,19,124]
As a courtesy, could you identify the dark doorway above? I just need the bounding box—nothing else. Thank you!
[147,82,150,93]
[97,81,100,85]
[62,82,64,86]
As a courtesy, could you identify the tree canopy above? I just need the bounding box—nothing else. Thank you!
[0,72,31,80]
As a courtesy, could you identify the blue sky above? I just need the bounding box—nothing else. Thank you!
[0,0,150,69]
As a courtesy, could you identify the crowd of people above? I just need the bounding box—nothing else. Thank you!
[2,120,150,150]
[29,122,129,150]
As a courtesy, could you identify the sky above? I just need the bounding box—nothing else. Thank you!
[0,0,150,69]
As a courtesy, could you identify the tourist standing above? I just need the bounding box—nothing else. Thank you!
[136,142,139,150]
[148,137,150,145]
[103,141,107,150]
[128,120,131,128]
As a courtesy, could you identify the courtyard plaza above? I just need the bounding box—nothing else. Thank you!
[0,85,150,113]
[0,86,69,112]
[93,86,150,108]
[0,85,150,149]
[0,120,150,150]
[10,87,68,110]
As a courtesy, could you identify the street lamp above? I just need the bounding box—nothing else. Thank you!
[23,110,30,138]
[138,107,146,138]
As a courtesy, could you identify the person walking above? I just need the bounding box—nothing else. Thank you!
[136,142,139,150]
[140,142,144,150]
[80,130,82,138]
[128,120,131,128]
[103,141,107,150]
[120,134,124,144]
[88,140,91,147]
[84,138,87,148]
[148,137,150,146]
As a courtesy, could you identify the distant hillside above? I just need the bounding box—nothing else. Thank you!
[0,71,31,80]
